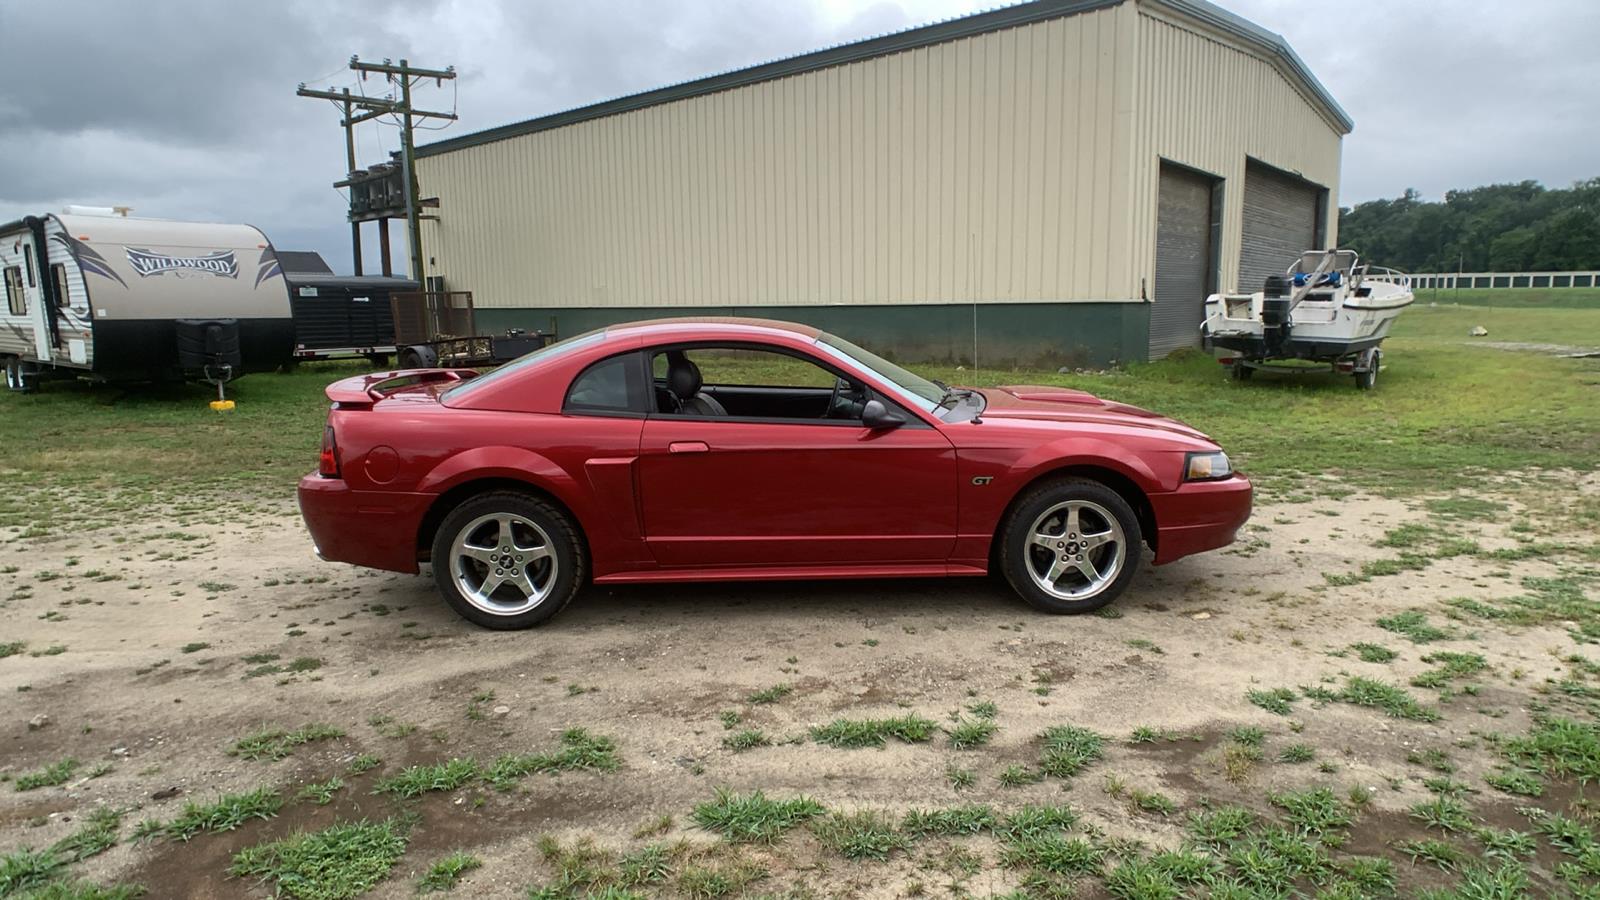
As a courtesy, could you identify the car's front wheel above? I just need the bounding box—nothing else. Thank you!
[431,491,584,629]
[999,478,1143,614]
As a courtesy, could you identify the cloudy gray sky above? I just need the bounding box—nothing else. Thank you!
[2,0,1595,273]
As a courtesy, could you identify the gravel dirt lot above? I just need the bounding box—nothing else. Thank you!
[3,470,1597,898]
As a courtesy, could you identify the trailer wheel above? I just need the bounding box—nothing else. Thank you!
[1355,349,1381,391]
[399,345,438,370]
[5,358,35,394]
[1231,361,1253,381]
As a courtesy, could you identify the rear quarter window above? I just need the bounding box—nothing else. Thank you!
[565,353,644,414]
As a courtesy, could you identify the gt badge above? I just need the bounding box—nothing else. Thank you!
[971,476,994,486]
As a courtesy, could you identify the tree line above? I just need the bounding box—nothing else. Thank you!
[1337,178,1600,273]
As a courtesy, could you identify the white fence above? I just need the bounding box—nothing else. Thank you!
[1403,271,1600,290]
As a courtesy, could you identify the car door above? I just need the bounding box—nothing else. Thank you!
[635,344,959,568]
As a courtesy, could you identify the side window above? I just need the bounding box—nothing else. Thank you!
[565,353,643,414]
[5,267,23,316]
[652,345,865,421]
[23,246,35,288]
[51,264,70,308]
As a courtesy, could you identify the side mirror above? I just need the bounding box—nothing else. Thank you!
[861,399,905,430]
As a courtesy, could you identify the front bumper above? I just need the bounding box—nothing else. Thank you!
[1148,474,1253,565]
[297,473,434,574]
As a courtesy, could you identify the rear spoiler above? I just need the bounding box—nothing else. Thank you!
[323,368,479,409]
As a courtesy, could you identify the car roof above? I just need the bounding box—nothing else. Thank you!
[603,316,823,342]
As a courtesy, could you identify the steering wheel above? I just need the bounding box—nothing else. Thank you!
[825,376,867,419]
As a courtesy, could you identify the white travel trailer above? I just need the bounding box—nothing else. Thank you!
[1,212,295,390]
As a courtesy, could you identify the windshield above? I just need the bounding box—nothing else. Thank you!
[815,333,942,413]
[441,329,607,400]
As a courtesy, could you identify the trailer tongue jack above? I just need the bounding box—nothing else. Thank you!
[177,319,242,410]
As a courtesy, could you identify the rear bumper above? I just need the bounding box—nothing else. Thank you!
[297,474,433,574]
[1149,474,1253,565]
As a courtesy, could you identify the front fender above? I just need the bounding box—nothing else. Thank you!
[1007,436,1170,494]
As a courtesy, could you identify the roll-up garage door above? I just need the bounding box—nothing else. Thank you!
[1150,164,1214,359]
[1239,161,1323,295]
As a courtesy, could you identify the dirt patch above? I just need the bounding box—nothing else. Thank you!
[2,478,1598,897]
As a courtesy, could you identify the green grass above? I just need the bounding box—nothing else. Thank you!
[417,851,482,893]
[4,306,1598,507]
[1500,717,1600,784]
[690,789,824,843]
[14,758,79,792]
[156,786,283,841]
[49,808,123,863]
[946,718,997,749]
[481,728,620,790]
[1278,743,1315,763]
[1338,676,1440,721]
[373,758,481,799]
[230,817,408,899]
[1411,796,1473,833]
[0,641,25,659]
[295,776,344,805]
[809,714,936,748]
[809,811,907,860]
[1406,286,1600,309]
[1269,787,1353,834]
[746,683,792,704]
[1376,610,1451,644]
[228,723,344,761]
[1246,687,1297,716]
[900,804,996,837]
[1350,642,1398,663]
[1038,725,1104,778]
[721,729,769,752]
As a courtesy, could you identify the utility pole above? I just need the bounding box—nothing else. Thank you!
[297,57,455,282]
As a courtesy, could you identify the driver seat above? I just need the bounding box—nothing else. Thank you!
[665,351,728,416]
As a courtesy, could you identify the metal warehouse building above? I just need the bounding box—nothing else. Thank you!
[414,0,1350,366]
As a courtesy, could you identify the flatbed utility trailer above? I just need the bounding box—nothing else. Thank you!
[389,290,553,369]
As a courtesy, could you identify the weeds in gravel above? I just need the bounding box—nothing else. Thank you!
[747,684,792,704]
[1396,838,1468,870]
[1411,796,1473,832]
[14,758,79,792]
[374,759,480,799]
[1269,787,1352,834]
[347,754,381,775]
[1001,833,1105,876]
[228,723,344,761]
[1187,806,1257,847]
[810,811,907,860]
[418,851,481,893]
[1350,642,1398,663]
[721,729,769,752]
[946,719,997,749]
[810,715,936,748]
[157,786,283,841]
[49,808,123,862]
[482,729,620,790]
[945,767,976,791]
[1278,744,1316,763]
[690,789,823,843]
[1338,677,1440,721]
[1376,609,1451,643]
[901,805,996,837]
[1038,726,1104,778]
[1411,651,1489,690]
[1501,717,1600,784]
[295,777,344,805]
[231,817,408,899]
[1246,687,1297,715]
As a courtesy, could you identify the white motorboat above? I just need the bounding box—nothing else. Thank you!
[1201,249,1414,389]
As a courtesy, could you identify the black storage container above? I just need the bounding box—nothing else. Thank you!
[174,319,243,371]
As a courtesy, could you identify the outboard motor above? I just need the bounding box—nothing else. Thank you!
[1261,275,1293,356]
[176,318,243,408]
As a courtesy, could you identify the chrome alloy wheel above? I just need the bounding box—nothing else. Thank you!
[448,513,558,615]
[1024,499,1126,601]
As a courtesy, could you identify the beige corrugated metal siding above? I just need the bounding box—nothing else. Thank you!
[1127,6,1343,294]
[418,3,1140,309]
[417,0,1343,310]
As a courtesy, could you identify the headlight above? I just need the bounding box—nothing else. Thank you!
[1184,451,1232,481]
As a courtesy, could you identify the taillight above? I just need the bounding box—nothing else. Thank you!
[318,424,341,477]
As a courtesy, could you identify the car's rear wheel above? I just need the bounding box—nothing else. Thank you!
[1000,478,1143,614]
[431,491,584,629]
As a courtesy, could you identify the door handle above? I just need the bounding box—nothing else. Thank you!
[668,441,709,454]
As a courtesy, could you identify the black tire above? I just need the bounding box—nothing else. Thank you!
[1231,361,1253,381]
[1355,350,1380,390]
[999,478,1143,614]
[430,491,585,629]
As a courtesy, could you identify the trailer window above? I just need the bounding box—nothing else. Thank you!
[52,264,71,308]
[4,267,23,315]
[23,247,35,287]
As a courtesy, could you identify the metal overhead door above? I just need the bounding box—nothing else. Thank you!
[1150,164,1214,359]
[1239,161,1323,295]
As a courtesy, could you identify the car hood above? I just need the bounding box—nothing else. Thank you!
[975,385,1211,441]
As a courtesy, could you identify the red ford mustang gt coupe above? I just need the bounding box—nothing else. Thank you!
[299,317,1251,629]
